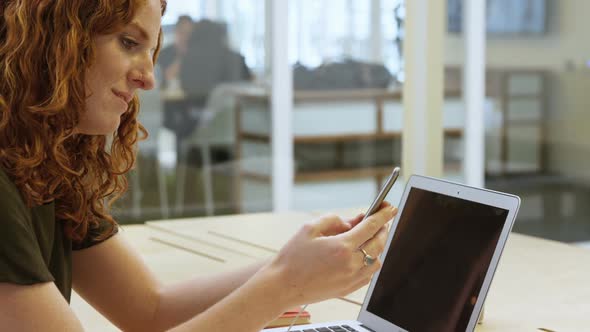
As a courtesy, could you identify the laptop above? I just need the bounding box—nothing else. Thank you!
[264,175,520,332]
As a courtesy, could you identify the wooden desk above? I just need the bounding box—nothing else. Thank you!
[72,211,590,331]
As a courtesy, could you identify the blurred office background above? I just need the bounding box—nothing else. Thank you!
[114,0,590,247]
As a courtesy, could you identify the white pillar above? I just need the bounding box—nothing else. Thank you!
[296,1,304,61]
[344,0,354,57]
[202,0,218,19]
[370,0,383,63]
[264,0,272,77]
[464,0,486,187]
[402,0,446,178]
[269,0,293,211]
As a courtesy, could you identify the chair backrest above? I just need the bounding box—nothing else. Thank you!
[187,82,260,147]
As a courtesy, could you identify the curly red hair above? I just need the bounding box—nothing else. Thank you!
[0,0,167,243]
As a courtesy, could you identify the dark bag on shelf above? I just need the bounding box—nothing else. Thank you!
[294,59,392,90]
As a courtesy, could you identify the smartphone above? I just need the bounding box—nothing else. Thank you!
[362,166,400,220]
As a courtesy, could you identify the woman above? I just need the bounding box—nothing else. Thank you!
[0,0,396,331]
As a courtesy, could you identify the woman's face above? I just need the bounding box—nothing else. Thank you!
[76,0,162,135]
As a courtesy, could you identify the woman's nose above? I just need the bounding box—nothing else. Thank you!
[129,65,155,91]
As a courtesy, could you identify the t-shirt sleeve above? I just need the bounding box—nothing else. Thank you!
[0,178,54,285]
[72,219,118,251]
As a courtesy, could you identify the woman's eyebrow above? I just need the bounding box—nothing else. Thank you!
[127,21,158,49]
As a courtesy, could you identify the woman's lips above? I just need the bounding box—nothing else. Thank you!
[112,90,132,112]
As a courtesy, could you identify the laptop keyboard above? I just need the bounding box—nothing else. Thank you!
[290,325,359,332]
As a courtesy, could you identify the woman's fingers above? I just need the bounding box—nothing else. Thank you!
[311,214,351,237]
[346,213,365,228]
[276,206,396,305]
[369,225,389,254]
[344,205,397,247]
[348,202,392,229]
[351,225,389,270]
[341,258,383,296]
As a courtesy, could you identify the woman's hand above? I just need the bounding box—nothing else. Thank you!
[267,203,398,307]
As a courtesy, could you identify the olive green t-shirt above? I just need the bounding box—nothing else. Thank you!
[0,168,118,302]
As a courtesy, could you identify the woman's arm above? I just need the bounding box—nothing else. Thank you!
[169,206,395,331]
[0,282,85,332]
[0,237,276,332]
[73,205,395,331]
[72,233,266,331]
[169,262,291,331]
[154,260,267,329]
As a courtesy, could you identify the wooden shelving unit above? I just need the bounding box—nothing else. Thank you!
[230,70,548,211]
[498,69,547,174]
[446,66,548,175]
[232,88,464,212]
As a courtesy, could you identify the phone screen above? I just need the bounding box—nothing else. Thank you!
[363,166,400,220]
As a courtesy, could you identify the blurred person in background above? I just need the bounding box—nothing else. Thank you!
[179,19,252,104]
[158,14,193,90]
[164,19,253,157]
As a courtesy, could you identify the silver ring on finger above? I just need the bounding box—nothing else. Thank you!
[359,247,376,267]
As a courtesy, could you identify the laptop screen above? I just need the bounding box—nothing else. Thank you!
[366,187,509,332]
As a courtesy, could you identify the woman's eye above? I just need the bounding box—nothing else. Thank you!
[121,37,139,50]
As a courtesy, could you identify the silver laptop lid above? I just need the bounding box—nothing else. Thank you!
[357,175,520,332]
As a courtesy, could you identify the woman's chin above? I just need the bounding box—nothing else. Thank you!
[75,117,121,135]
